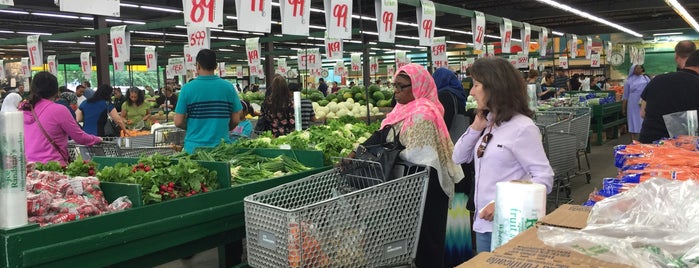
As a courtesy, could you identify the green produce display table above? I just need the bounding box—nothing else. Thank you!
[591,102,626,145]
[0,149,329,268]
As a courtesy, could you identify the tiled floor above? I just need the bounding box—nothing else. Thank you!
[155,134,632,268]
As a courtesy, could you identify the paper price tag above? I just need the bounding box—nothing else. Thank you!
[47,55,58,75]
[184,45,197,70]
[387,64,395,76]
[325,34,343,60]
[539,27,548,57]
[375,0,397,43]
[110,25,131,62]
[168,58,186,76]
[297,48,321,70]
[569,34,577,59]
[590,53,601,67]
[235,65,244,78]
[559,56,569,69]
[370,57,378,75]
[0,60,5,80]
[114,61,125,72]
[500,18,513,54]
[520,23,531,58]
[417,0,435,46]
[0,0,15,6]
[605,41,613,59]
[431,36,447,68]
[245,37,261,66]
[145,46,157,72]
[585,37,592,59]
[516,55,528,69]
[334,61,347,77]
[20,57,29,78]
[508,55,517,67]
[80,52,92,79]
[471,11,486,54]
[235,0,272,32]
[26,35,44,67]
[187,26,210,52]
[324,0,352,39]
[350,53,361,72]
[184,0,224,28]
[217,62,226,76]
[281,0,310,36]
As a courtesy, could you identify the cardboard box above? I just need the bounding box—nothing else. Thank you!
[537,204,591,230]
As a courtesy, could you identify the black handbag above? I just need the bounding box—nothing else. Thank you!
[352,124,404,187]
[102,101,120,137]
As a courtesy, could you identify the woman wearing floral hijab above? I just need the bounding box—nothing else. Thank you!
[355,63,464,267]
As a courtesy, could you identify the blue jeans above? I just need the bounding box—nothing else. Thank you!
[475,232,492,253]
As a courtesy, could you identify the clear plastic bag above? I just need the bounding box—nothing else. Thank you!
[663,110,698,138]
[538,178,699,268]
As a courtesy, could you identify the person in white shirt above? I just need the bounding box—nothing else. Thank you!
[75,85,87,107]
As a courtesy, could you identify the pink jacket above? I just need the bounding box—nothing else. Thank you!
[24,99,101,165]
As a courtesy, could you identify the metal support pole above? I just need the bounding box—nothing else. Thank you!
[94,16,110,87]
[264,34,274,88]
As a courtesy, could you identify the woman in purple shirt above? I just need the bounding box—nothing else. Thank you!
[452,58,554,253]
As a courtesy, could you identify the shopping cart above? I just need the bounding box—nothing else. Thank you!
[153,127,185,147]
[244,158,430,268]
[69,141,177,161]
[544,132,579,208]
[548,107,593,183]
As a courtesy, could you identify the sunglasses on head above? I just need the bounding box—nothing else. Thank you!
[477,133,493,158]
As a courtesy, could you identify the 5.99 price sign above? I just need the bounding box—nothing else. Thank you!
[187,26,210,52]
[184,0,224,28]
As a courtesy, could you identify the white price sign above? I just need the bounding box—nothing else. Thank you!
[520,23,531,58]
[324,0,352,39]
[250,64,264,78]
[396,51,410,68]
[60,0,120,17]
[20,57,29,78]
[334,60,347,77]
[297,48,321,70]
[417,0,435,46]
[183,0,224,28]
[324,33,343,60]
[500,18,513,54]
[350,53,361,72]
[375,0,397,43]
[236,65,244,78]
[218,62,226,77]
[280,0,310,36]
[80,52,92,79]
[166,65,174,79]
[515,54,528,69]
[26,35,43,67]
[471,11,486,54]
[559,56,569,69]
[145,46,157,72]
[187,26,210,52]
[370,57,378,75]
[114,61,125,72]
[245,37,261,66]
[47,55,58,75]
[529,57,538,70]
[590,53,601,68]
[585,37,592,59]
[168,57,186,76]
[276,58,287,76]
[387,64,395,76]
[539,27,549,57]
[508,55,517,67]
[0,0,14,6]
[110,25,131,62]
[235,0,272,32]
[0,60,5,80]
[569,34,577,59]
[184,45,197,70]
[605,41,613,59]
[431,36,447,69]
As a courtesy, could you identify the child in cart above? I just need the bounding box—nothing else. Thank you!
[230,100,254,142]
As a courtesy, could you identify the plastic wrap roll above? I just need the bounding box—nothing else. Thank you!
[491,180,546,251]
[0,111,28,228]
[293,91,302,131]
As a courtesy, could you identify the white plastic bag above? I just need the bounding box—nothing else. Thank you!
[663,110,698,138]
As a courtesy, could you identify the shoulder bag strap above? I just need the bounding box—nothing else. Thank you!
[451,92,459,117]
[30,105,70,163]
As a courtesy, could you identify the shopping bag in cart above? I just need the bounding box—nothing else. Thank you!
[352,125,404,187]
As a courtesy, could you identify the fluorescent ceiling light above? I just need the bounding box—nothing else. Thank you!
[123,20,146,25]
[535,0,642,37]
[0,30,15,34]
[446,41,467,45]
[120,3,140,8]
[106,19,123,23]
[665,0,699,33]
[653,32,684,36]
[175,25,187,29]
[133,31,164,36]
[80,17,94,21]
[0,10,29,15]
[215,37,239,40]
[218,48,235,51]
[17,31,51,35]
[309,25,326,30]
[32,12,79,19]
[552,31,564,36]
[79,42,96,45]
[48,40,76,44]
[140,5,182,13]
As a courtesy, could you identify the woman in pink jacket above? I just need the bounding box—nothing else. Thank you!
[22,72,102,165]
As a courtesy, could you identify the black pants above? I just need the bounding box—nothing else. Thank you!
[415,169,449,268]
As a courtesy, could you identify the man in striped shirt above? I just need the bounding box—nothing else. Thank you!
[174,49,242,153]
[289,83,316,129]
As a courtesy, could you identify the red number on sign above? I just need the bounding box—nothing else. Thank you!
[288,0,304,17]
[422,19,432,38]
[382,11,394,32]
[327,42,340,58]
[333,4,348,28]
[189,31,206,46]
[28,46,36,65]
[112,37,122,58]
[146,54,154,68]
[251,0,264,12]
[190,0,215,23]
[475,25,484,43]
[186,54,193,62]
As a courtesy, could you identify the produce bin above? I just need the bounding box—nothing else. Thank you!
[0,150,329,268]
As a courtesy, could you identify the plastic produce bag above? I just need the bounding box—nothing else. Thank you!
[538,178,699,268]
[663,110,698,138]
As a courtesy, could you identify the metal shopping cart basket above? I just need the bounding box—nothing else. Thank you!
[69,141,177,161]
[154,127,185,147]
[244,158,430,268]
[548,107,593,183]
[544,131,579,209]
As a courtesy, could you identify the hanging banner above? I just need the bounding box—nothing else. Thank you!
[370,57,378,75]
[605,41,613,60]
[325,32,343,60]
[110,25,131,63]
[114,61,125,72]
[297,48,321,70]
[334,60,346,77]
[168,57,186,76]
[59,0,119,17]
[0,60,5,80]
[417,0,435,46]
[520,23,531,58]
[80,52,92,79]
[499,18,513,54]
[324,0,352,39]
[515,53,528,69]
[629,47,637,65]
[20,58,29,78]
[638,48,645,65]
[245,37,261,66]
[375,0,398,43]
[387,64,395,76]
[235,0,271,32]
[47,55,58,76]
[236,65,244,78]
[350,53,361,72]
[591,53,601,68]
[460,58,474,73]
[486,44,495,58]
[145,46,157,72]
[508,55,517,67]
[187,26,210,53]
[250,64,265,78]
[166,65,174,79]
[280,0,310,36]
[396,51,411,68]
[569,34,577,59]
[0,0,14,6]
[471,11,486,55]
[276,58,288,76]
[184,45,197,70]
[559,56,569,69]
[431,36,447,69]
[218,62,226,77]
[529,57,538,70]
[585,37,592,59]
[183,0,223,28]
[539,27,549,57]
[26,35,43,67]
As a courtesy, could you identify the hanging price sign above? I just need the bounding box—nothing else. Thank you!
[471,11,486,54]
[590,53,601,68]
[297,48,321,70]
[80,52,92,79]
[350,53,361,72]
[539,27,549,57]
[559,56,569,69]
[114,61,125,72]
[245,37,261,66]
[276,58,288,76]
[375,0,397,43]
[20,57,29,78]
[47,55,58,75]
[26,35,44,67]
[0,0,14,6]
[515,54,528,69]
[334,60,347,77]
[281,0,310,36]
[417,0,435,46]
[218,62,226,76]
[387,64,395,76]
[529,57,538,70]
[110,25,131,62]
[183,0,224,28]
[500,18,513,54]
[235,0,271,32]
[605,41,613,60]
[508,55,517,67]
[168,57,186,76]
[166,65,174,79]
[59,0,119,17]
[520,23,531,58]
[396,51,410,68]
[486,44,495,58]
[585,37,592,59]
[250,64,265,78]
[324,32,343,60]
[324,0,352,39]
[145,46,157,72]
[0,60,5,80]
[236,65,244,78]
[370,57,378,75]
[569,34,577,59]
[184,45,197,70]
[431,36,447,68]
[187,26,210,52]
